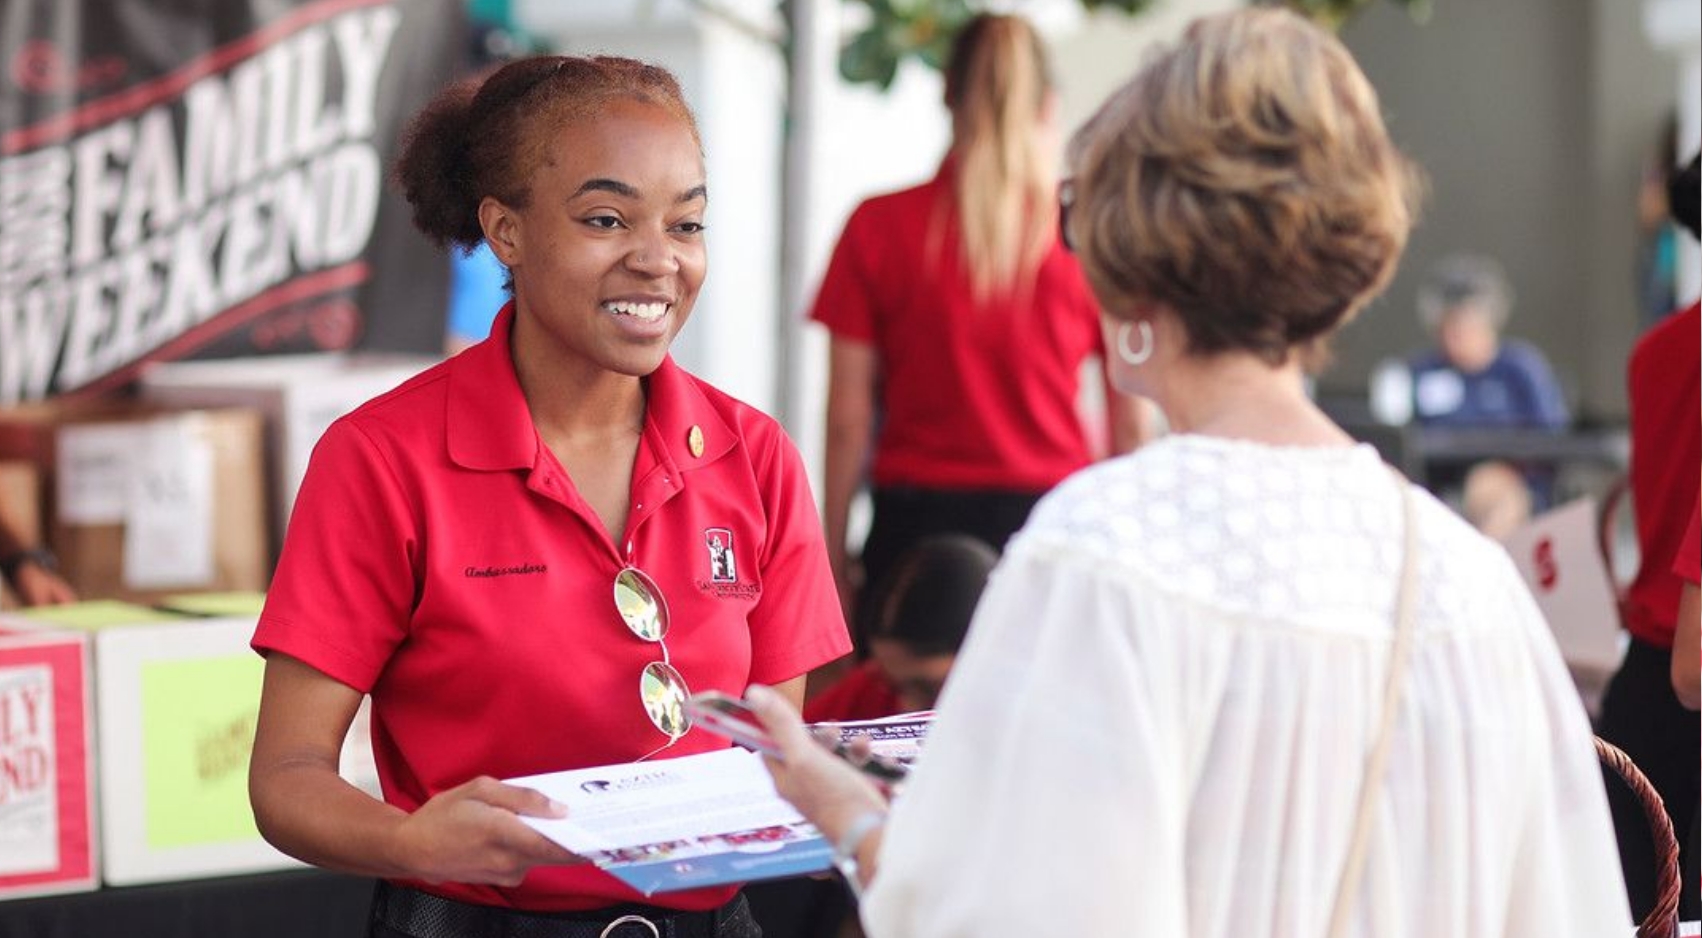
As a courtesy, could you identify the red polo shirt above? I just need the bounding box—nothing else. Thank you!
[254,304,850,912]
[808,161,1105,492]
[1624,301,1700,646]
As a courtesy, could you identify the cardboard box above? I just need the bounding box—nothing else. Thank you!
[0,402,269,603]
[138,353,438,559]
[2,601,378,886]
[0,627,97,900]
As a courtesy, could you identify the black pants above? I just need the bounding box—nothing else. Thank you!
[855,485,1043,654]
[1595,636,1701,922]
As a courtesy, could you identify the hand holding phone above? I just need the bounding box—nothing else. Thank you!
[685,690,781,756]
[686,691,910,784]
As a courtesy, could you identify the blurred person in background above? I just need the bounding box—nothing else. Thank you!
[808,12,1152,656]
[747,9,1629,936]
[1373,253,1571,533]
[805,533,996,722]
[1635,117,1680,327]
[1598,149,1700,922]
[443,11,541,354]
[1406,254,1569,434]
[1670,502,1699,712]
[0,518,75,606]
[1458,458,1534,542]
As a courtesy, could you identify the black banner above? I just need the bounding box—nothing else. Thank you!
[0,0,463,404]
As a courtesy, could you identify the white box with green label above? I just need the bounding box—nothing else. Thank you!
[92,613,292,884]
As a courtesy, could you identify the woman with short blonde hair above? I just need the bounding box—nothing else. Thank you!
[752,10,1630,936]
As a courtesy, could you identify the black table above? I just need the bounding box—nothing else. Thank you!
[1335,420,1630,491]
[0,868,375,938]
[1410,425,1630,473]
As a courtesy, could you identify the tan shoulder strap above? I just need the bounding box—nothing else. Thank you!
[1325,468,1420,938]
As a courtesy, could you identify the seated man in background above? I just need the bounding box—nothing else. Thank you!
[1405,253,1570,432]
[1373,253,1571,530]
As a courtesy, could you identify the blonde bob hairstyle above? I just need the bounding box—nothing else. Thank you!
[1064,8,1421,366]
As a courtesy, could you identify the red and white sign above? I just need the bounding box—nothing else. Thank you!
[0,628,96,900]
[1501,497,1624,674]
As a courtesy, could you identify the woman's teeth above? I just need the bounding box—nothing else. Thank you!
[603,301,668,322]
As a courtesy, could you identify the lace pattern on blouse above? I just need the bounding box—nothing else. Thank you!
[1017,435,1495,630]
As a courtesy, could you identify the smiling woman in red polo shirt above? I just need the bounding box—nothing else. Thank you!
[247,56,849,937]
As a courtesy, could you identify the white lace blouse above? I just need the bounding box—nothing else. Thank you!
[860,436,1631,937]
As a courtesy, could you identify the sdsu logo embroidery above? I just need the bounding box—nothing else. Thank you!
[705,528,737,583]
[696,528,756,599]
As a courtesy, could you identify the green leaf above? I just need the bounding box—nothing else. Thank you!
[840,25,902,89]
[1078,0,1156,14]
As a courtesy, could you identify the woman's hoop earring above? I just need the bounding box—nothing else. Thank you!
[1117,321,1154,366]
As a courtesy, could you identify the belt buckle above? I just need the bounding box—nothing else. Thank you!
[598,913,661,938]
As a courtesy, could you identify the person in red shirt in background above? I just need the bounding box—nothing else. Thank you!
[805,534,997,722]
[1670,502,1699,711]
[808,13,1152,660]
[1597,150,1701,922]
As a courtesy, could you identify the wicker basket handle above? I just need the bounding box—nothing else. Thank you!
[1595,736,1681,938]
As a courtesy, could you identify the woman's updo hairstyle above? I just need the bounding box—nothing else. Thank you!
[394,55,700,252]
[1066,8,1421,366]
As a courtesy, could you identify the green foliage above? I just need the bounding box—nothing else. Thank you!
[838,0,973,89]
[1268,0,1432,31]
[835,0,1429,90]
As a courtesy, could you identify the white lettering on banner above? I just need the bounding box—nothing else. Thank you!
[0,148,71,290]
[0,4,404,405]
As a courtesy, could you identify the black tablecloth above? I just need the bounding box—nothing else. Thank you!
[0,869,859,938]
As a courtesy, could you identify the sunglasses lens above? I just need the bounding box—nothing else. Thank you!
[640,661,691,739]
[614,568,668,641]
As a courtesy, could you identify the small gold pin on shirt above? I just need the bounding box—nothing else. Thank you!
[688,425,705,458]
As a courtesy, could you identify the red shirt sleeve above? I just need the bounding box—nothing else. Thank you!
[1673,500,1701,586]
[253,418,416,692]
[807,202,879,343]
[746,423,853,685]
